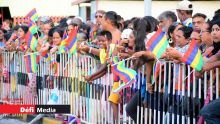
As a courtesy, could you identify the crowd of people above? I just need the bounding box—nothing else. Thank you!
[0,0,220,123]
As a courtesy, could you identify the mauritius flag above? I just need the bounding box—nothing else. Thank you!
[66,27,78,55]
[146,28,169,59]
[111,57,137,93]
[25,8,38,22]
[24,53,40,73]
[25,31,38,51]
[28,21,38,35]
[59,27,78,55]
[182,39,204,71]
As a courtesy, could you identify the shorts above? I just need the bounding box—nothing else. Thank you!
[108,82,119,104]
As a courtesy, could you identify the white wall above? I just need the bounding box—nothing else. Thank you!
[97,1,220,20]
[1,0,79,17]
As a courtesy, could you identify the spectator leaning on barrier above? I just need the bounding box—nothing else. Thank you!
[200,22,213,52]
[199,21,220,123]
[16,25,29,52]
[200,51,220,124]
[165,26,193,62]
[167,22,183,47]
[158,11,177,32]
[50,28,64,54]
[176,0,193,28]
[210,20,220,56]
[126,16,159,123]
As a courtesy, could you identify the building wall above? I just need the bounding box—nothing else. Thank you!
[96,1,220,20]
[1,0,219,21]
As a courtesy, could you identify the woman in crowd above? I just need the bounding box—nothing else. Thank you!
[50,28,64,54]
[126,16,159,123]
[15,25,29,52]
[167,23,183,48]
[165,26,193,62]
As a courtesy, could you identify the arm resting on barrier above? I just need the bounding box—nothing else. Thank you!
[203,61,220,71]
[132,51,155,60]
[84,64,107,83]
[207,50,220,63]
[78,45,100,56]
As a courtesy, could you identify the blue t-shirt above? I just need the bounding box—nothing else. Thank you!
[0,42,5,48]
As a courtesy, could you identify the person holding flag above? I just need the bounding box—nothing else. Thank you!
[83,30,121,123]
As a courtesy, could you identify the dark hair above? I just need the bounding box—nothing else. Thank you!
[192,13,207,19]
[210,19,220,28]
[98,31,112,41]
[133,16,159,52]
[158,11,177,22]
[80,23,90,39]
[123,20,132,29]
[19,25,29,34]
[59,18,68,28]
[0,28,7,34]
[52,28,64,38]
[212,9,220,21]
[117,15,123,30]
[215,9,220,15]
[4,32,12,41]
[167,24,177,39]
[44,20,54,28]
[178,26,193,39]
[34,30,41,39]
[105,11,121,29]
[205,21,212,33]
[13,25,20,31]
[48,27,56,37]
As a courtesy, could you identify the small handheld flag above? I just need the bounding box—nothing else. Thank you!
[66,28,79,56]
[24,53,40,73]
[146,28,169,59]
[28,21,38,35]
[25,8,38,22]
[182,39,204,71]
[111,57,137,93]
[25,31,38,51]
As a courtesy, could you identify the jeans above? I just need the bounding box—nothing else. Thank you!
[200,98,220,124]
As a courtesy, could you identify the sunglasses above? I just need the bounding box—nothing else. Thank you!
[95,15,103,18]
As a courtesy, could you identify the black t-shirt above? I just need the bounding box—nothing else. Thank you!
[212,41,220,55]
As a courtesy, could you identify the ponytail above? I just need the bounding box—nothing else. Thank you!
[105,11,121,29]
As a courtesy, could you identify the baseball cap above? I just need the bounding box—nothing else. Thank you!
[176,0,193,11]
[121,28,132,39]
[40,17,51,23]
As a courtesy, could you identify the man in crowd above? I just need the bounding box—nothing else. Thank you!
[176,0,193,27]
[158,11,177,32]
[192,13,207,31]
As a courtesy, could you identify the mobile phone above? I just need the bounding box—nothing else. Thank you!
[124,42,129,53]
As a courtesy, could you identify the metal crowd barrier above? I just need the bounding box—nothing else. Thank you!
[0,52,219,124]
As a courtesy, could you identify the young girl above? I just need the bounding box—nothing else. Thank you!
[84,30,121,123]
